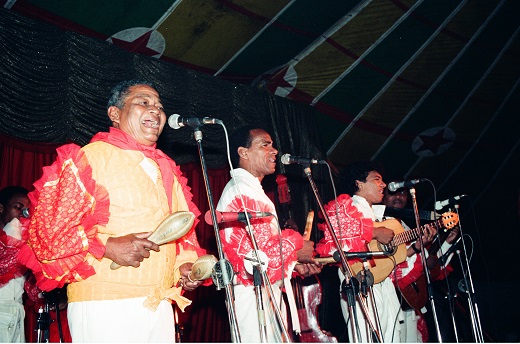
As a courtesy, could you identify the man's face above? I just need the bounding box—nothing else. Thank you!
[383,188,408,209]
[356,171,386,205]
[239,129,278,180]
[0,194,30,227]
[108,85,166,146]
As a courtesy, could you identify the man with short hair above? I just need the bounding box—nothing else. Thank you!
[216,125,322,342]
[316,161,402,342]
[19,80,206,342]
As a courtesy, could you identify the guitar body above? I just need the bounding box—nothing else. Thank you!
[294,277,338,343]
[350,219,408,284]
[398,273,428,310]
[349,212,458,284]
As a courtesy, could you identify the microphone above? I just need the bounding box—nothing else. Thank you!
[332,250,390,261]
[21,208,30,219]
[435,194,467,210]
[387,178,426,192]
[280,153,326,166]
[205,210,273,225]
[168,114,222,129]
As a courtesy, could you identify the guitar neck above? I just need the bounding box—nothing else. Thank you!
[393,218,443,246]
[302,210,314,241]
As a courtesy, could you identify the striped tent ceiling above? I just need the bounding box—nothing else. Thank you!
[5,0,520,269]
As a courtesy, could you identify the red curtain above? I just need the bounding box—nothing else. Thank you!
[0,133,60,191]
[1,133,232,342]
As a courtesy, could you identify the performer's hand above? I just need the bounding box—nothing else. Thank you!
[446,226,460,244]
[178,263,204,291]
[421,223,437,245]
[296,240,315,263]
[294,261,323,277]
[105,232,160,268]
[373,226,394,244]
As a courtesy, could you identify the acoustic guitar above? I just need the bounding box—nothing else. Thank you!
[349,212,459,284]
[398,225,458,310]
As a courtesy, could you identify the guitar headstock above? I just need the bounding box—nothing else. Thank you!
[441,211,459,230]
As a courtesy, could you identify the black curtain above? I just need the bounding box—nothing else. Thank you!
[0,7,324,168]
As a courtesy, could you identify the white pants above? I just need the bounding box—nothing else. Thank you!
[0,277,25,343]
[0,300,25,343]
[339,269,403,342]
[401,308,422,342]
[232,283,288,343]
[68,297,175,342]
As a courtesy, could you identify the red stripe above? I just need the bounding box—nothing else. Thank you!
[11,1,108,41]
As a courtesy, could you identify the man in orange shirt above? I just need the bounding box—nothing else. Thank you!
[20,80,206,342]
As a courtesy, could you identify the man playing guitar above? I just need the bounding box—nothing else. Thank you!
[381,184,437,342]
[381,181,460,342]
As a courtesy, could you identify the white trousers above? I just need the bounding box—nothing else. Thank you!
[401,308,422,342]
[232,283,288,343]
[0,277,25,343]
[339,269,403,343]
[68,297,175,342]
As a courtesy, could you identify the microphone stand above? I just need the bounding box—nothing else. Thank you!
[252,264,268,343]
[190,126,241,342]
[436,235,460,343]
[301,165,382,343]
[452,204,484,342]
[35,305,51,343]
[241,220,291,343]
[408,187,442,342]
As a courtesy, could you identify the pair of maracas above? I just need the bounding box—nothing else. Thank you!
[109,211,217,282]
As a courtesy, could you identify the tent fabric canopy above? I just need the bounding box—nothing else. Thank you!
[6,0,517,197]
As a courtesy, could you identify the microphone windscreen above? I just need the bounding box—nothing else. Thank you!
[280,153,291,165]
[168,114,181,129]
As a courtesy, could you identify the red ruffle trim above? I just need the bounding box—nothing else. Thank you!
[315,194,373,258]
[220,226,303,286]
[434,263,453,281]
[0,230,26,287]
[18,143,109,291]
[394,257,424,290]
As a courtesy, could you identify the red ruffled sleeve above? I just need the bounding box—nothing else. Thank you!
[219,194,303,285]
[392,256,424,289]
[315,194,373,259]
[18,143,109,291]
[0,230,26,287]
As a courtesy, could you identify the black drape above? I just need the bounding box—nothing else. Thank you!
[0,7,324,168]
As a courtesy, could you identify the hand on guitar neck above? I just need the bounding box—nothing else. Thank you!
[426,225,460,270]
[408,221,437,257]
